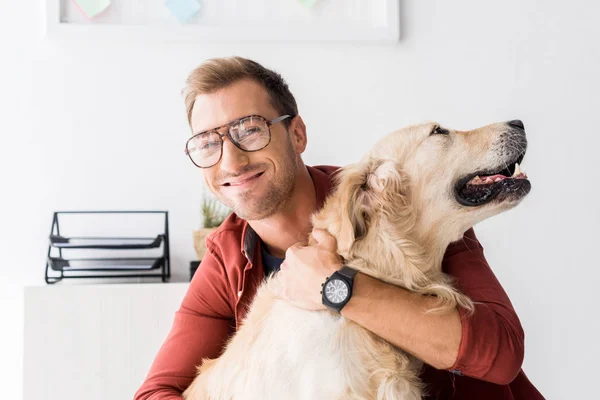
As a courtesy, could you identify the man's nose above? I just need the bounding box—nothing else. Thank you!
[219,137,250,173]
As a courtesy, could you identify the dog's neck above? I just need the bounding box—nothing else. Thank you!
[343,213,467,291]
[341,224,438,290]
[414,215,474,260]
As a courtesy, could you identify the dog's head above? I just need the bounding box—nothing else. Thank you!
[313,120,530,275]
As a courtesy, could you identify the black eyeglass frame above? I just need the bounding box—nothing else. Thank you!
[184,114,293,168]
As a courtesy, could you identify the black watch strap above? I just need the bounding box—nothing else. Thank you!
[337,266,358,281]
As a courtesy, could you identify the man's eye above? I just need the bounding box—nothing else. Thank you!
[237,127,263,140]
[241,127,261,135]
[431,126,449,135]
[200,142,218,150]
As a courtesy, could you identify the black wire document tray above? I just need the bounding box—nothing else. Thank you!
[49,235,164,249]
[48,257,165,271]
[45,211,170,284]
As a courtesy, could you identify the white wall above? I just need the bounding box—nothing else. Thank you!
[1,1,599,399]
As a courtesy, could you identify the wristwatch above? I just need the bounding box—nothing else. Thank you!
[321,266,358,313]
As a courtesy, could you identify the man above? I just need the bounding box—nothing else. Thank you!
[135,57,544,399]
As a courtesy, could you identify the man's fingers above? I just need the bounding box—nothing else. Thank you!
[279,260,287,271]
[285,243,302,260]
[312,228,338,251]
[272,270,287,298]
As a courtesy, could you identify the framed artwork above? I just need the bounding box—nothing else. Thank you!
[45,0,400,42]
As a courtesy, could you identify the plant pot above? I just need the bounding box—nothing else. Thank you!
[192,228,217,260]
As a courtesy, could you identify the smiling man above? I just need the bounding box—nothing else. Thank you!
[134,57,544,400]
[187,77,316,255]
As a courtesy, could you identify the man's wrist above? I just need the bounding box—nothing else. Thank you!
[339,272,383,317]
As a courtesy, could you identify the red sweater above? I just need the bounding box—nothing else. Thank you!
[135,166,544,400]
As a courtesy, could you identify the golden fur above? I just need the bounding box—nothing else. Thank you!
[183,121,529,399]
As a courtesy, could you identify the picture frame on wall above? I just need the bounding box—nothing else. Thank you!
[45,0,400,42]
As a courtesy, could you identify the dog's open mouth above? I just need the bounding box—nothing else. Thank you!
[455,153,531,206]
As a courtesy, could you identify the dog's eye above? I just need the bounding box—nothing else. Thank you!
[431,126,449,136]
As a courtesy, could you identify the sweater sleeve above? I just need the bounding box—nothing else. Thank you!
[443,229,525,385]
[133,245,235,399]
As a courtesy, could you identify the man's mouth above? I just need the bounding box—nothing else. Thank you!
[455,153,531,206]
[223,172,264,187]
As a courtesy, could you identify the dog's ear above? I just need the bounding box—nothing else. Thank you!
[336,159,406,254]
[365,159,405,194]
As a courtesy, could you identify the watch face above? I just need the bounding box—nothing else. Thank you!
[324,278,349,304]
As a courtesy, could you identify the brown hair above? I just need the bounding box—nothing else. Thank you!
[183,56,298,128]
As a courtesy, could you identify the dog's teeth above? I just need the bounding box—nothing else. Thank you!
[513,163,521,177]
[468,176,481,185]
[495,178,502,182]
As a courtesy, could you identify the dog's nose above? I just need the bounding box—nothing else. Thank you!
[507,120,525,130]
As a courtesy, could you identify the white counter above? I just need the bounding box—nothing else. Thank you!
[24,283,188,400]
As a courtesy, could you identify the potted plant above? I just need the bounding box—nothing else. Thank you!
[192,191,230,260]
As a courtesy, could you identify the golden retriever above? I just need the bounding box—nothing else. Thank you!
[183,120,531,400]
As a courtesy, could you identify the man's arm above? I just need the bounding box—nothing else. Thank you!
[440,228,525,384]
[134,246,235,400]
[278,228,524,386]
[341,272,462,370]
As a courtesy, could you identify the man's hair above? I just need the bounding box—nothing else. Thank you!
[183,56,298,129]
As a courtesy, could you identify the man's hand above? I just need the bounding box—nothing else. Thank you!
[273,228,343,311]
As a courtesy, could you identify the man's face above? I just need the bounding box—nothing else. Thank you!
[190,79,305,221]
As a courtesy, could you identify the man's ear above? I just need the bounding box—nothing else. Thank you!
[336,159,407,254]
[288,116,307,154]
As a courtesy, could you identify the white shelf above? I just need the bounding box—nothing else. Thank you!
[45,0,400,42]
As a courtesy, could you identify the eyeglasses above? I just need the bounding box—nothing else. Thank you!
[185,114,293,168]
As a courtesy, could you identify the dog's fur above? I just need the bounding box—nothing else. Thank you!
[183,121,530,400]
